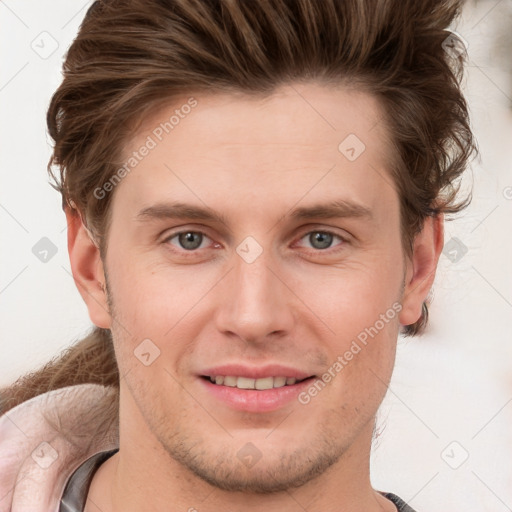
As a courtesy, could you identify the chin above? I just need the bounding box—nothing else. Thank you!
[162,434,344,494]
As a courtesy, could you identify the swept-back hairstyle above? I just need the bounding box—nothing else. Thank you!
[2,0,476,413]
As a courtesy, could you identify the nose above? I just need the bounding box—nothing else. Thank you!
[214,248,295,345]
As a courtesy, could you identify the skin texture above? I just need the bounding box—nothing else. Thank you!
[67,82,443,512]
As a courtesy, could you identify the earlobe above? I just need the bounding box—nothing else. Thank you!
[65,207,111,329]
[399,215,444,327]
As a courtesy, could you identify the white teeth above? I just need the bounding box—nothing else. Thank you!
[208,375,302,389]
[255,377,274,390]
[223,376,237,387]
[237,377,255,389]
[273,376,287,388]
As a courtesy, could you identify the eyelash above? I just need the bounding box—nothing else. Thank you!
[162,228,347,257]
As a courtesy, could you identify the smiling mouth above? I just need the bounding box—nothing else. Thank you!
[202,375,313,390]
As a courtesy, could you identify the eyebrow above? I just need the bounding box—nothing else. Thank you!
[289,199,373,221]
[136,202,229,226]
[135,199,373,226]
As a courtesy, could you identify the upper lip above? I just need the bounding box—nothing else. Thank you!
[200,364,314,380]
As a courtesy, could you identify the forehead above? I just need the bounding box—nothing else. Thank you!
[135,83,390,159]
[111,82,398,223]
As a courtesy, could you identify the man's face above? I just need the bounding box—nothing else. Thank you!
[102,83,406,492]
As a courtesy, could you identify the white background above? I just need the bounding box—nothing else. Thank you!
[1,1,511,510]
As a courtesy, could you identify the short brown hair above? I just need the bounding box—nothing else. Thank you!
[3,0,476,412]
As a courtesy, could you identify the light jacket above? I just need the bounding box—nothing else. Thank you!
[0,384,119,512]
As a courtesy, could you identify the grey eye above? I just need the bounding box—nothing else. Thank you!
[177,232,203,250]
[308,232,334,250]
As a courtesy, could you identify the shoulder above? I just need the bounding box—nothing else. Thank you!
[0,383,119,512]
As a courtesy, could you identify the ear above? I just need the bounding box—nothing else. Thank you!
[66,207,111,329]
[399,214,444,327]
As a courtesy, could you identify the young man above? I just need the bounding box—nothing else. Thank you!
[0,1,475,511]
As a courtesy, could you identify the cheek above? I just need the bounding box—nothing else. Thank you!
[107,256,218,345]
[317,318,399,420]
[294,255,402,388]
[295,255,403,337]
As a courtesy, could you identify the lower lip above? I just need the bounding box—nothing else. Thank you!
[199,377,315,413]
